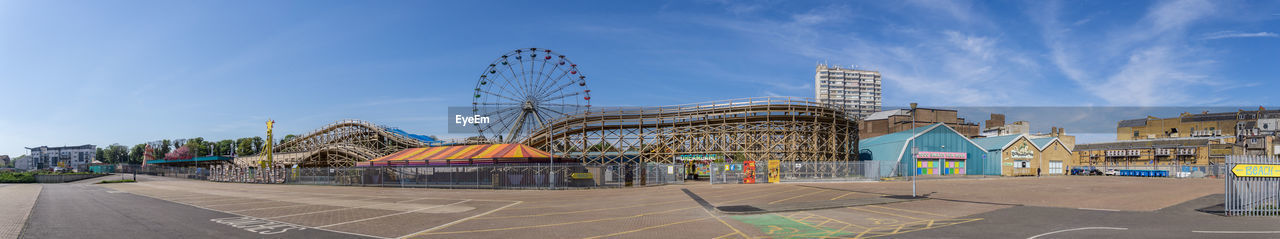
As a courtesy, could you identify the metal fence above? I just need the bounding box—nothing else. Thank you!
[1224,155,1280,216]
[1068,165,1227,178]
[708,161,884,184]
[113,163,683,189]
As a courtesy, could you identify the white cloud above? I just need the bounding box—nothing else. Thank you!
[1202,31,1279,40]
[688,4,1041,106]
[1039,0,1226,106]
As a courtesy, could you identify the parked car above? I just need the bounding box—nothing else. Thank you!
[1105,169,1118,176]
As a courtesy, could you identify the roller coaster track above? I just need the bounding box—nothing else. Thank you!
[524,97,859,165]
[235,119,428,167]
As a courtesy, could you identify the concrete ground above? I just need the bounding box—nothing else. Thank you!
[0,184,41,239]
[11,174,1278,238]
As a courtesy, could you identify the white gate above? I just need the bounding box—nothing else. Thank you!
[1048,161,1063,174]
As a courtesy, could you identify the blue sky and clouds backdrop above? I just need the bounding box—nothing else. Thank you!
[2,0,1278,156]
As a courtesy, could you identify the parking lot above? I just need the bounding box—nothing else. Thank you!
[39,174,1264,238]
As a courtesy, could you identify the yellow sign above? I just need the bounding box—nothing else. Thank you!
[1232,164,1280,177]
[767,160,781,183]
[570,173,593,179]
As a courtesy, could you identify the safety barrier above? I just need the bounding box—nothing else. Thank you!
[1224,155,1280,216]
[707,161,884,184]
[33,173,109,183]
[109,163,683,189]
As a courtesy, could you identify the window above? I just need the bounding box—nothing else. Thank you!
[1133,131,1139,138]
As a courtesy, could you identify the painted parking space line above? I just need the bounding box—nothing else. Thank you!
[265,197,440,219]
[1077,207,1120,212]
[768,188,830,204]
[398,201,522,238]
[1191,230,1280,233]
[409,205,697,236]
[1028,227,1128,239]
[120,188,391,239]
[319,200,473,228]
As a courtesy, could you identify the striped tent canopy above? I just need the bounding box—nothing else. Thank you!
[356,144,554,166]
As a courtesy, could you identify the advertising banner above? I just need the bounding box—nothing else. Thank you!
[767,160,781,183]
[743,161,756,184]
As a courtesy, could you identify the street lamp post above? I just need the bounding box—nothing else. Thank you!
[911,109,917,198]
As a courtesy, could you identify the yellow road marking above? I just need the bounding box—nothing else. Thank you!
[479,199,686,219]
[867,205,949,217]
[415,206,698,235]
[830,192,856,200]
[768,189,827,204]
[581,217,712,239]
[849,207,929,221]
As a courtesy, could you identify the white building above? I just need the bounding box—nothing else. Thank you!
[814,64,882,118]
[26,145,96,171]
[13,155,33,171]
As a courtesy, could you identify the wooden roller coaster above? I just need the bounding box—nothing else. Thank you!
[523,97,859,165]
[235,119,428,167]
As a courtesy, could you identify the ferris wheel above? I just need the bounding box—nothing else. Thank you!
[472,47,591,143]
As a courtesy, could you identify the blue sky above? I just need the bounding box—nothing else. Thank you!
[2,0,1278,156]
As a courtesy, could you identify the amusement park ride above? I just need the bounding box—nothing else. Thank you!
[235,47,858,168]
[472,48,592,143]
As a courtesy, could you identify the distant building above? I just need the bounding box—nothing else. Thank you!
[982,114,1030,137]
[1074,137,1238,166]
[13,155,33,171]
[815,64,881,118]
[860,103,980,139]
[1116,108,1280,156]
[26,145,96,171]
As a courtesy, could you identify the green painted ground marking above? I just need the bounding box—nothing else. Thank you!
[730,214,852,238]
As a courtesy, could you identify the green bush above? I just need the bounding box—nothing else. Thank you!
[98,179,136,184]
[0,172,37,183]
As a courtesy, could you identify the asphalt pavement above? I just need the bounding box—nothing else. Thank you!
[19,176,366,239]
[893,194,1280,238]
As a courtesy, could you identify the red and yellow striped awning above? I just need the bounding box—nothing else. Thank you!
[361,144,553,166]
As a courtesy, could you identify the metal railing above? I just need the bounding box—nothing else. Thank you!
[113,163,683,189]
[1225,155,1280,216]
[1068,165,1227,178]
[708,161,884,184]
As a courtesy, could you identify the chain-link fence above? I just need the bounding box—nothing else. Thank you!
[708,161,884,184]
[1225,155,1280,216]
[110,163,683,189]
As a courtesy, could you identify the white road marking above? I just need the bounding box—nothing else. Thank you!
[266,197,436,219]
[319,200,473,228]
[1192,231,1280,234]
[1028,227,1128,239]
[1076,208,1120,212]
[398,201,523,239]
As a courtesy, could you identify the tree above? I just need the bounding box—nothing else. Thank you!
[186,137,206,156]
[279,134,298,145]
[157,139,172,157]
[103,144,129,164]
[236,138,255,156]
[216,139,234,156]
[129,144,146,164]
[252,137,264,153]
[95,148,106,163]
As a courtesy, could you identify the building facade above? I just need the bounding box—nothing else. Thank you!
[860,103,980,139]
[859,123,993,177]
[25,145,96,171]
[1116,108,1280,156]
[973,134,1072,176]
[981,114,1030,137]
[815,64,881,118]
[13,155,33,171]
[1073,137,1238,166]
